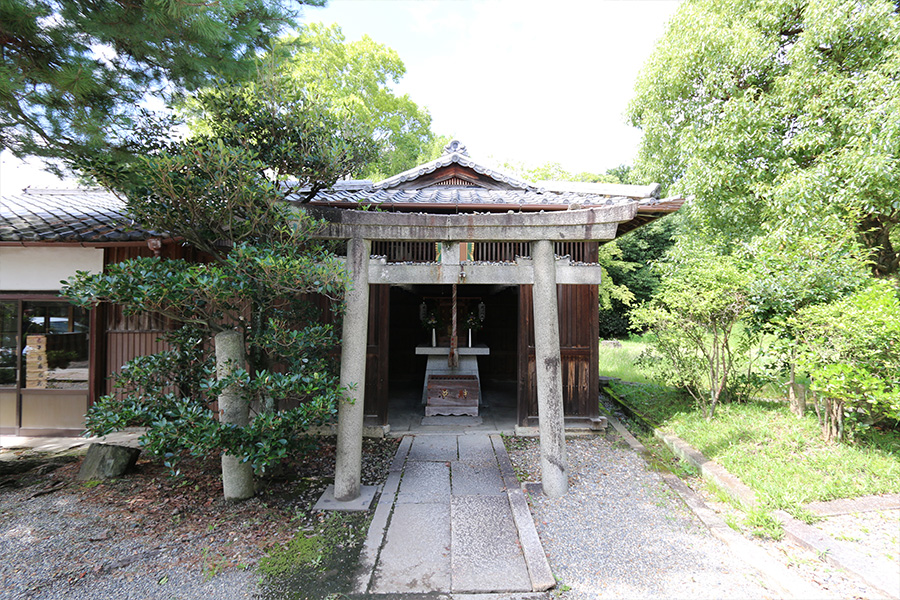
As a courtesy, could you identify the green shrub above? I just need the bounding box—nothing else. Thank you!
[630,252,752,419]
[795,280,900,440]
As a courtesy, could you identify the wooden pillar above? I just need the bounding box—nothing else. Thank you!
[441,242,460,367]
[335,237,371,501]
[531,239,568,497]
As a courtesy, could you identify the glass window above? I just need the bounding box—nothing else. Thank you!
[22,302,90,390]
[0,302,16,387]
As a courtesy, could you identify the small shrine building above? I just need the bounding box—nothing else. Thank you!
[299,141,681,501]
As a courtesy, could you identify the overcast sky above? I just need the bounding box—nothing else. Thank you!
[0,0,681,195]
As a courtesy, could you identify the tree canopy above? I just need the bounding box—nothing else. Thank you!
[0,0,321,172]
[277,22,442,179]
[629,0,900,274]
[62,70,377,490]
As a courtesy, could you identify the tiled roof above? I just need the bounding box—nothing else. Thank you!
[1,142,680,241]
[0,189,156,242]
[302,187,644,210]
[373,148,538,191]
[537,181,661,199]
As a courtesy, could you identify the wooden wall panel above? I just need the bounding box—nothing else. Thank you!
[517,284,599,426]
[101,245,200,396]
[363,285,390,424]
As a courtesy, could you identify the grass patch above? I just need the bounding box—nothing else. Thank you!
[745,508,784,540]
[608,380,692,425]
[258,511,370,600]
[666,402,900,510]
[612,382,900,513]
[598,337,656,384]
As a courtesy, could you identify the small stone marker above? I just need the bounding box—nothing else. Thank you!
[77,443,140,481]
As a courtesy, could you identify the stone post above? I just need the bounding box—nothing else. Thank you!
[531,239,568,498]
[215,329,254,501]
[335,237,371,501]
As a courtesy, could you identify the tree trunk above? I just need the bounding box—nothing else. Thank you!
[787,353,806,417]
[859,213,899,276]
[215,329,255,501]
[821,397,845,442]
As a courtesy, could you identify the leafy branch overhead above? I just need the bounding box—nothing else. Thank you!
[629,0,900,274]
[0,0,322,171]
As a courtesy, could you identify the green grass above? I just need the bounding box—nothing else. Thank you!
[598,336,655,384]
[664,401,900,511]
[600,339,900,514]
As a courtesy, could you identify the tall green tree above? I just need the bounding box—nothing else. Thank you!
[629,0,900,274]
[601,215,680,338]
[64,71,375,498]
[277,22,441,179]
[0,0,319,172]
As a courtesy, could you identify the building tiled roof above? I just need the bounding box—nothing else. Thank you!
[0,189,156,242]
[538,180,661,199]
[302,187,647,210]
[1,143,681,242]
[373,145,538,191]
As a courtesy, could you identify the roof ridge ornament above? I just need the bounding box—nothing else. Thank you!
[443,140,469,156]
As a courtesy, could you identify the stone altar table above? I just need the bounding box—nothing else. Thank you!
[415,346,489,417]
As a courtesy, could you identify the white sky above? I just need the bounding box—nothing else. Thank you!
[0,0,681,195]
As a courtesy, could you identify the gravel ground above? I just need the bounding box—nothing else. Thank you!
[507,434,777,600]
[691,481,897,599]
[0,485,258,600]
[0,437,398,600]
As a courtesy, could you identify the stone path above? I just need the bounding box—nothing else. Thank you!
[355,433,553,596]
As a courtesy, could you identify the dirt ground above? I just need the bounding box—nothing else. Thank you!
[0,437,398,600]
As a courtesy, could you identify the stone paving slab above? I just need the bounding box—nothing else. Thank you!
[450,462,505,497]
[361,434,542,596]
[390,436,414,473]
[450,495,531,593]
[457,434,497,465]
[397,461,451,504]
[776,509,900,598]
[370,502,452,594]
[408,435,459,461]
[354,470,405,594]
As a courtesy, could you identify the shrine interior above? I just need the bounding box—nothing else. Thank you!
[385,284,519,424]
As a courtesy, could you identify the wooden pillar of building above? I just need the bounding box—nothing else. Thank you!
[531,239,568,498]
[335,237,371,501]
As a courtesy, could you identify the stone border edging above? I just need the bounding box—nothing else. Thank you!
[621,416,900,600]
[605,413,835,600]
[353,436,412,594]
[490,434,556,593]
[651,427,900,599]
[605,387,900,599]
[655,430,759,509]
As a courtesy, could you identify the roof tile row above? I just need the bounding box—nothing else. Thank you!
[0,190,155,243]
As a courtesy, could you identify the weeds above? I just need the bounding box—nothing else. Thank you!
[745,508,784,540]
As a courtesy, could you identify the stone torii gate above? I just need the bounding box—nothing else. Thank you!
[308,202,637,505]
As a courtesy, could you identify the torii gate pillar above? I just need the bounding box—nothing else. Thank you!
[334,236,370,501]
[531,239,569,497]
